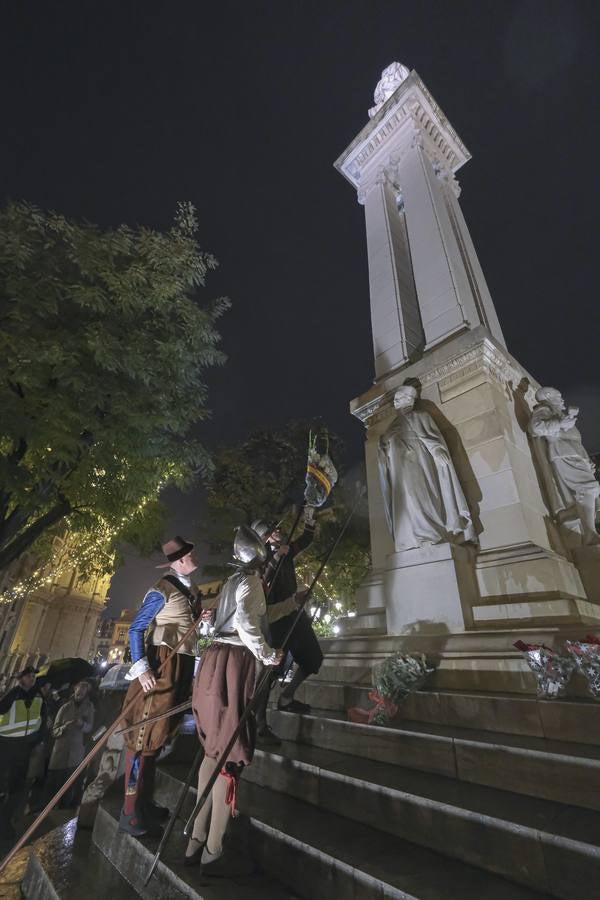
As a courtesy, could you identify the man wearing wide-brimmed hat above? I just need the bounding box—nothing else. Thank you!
[118,536,201,836]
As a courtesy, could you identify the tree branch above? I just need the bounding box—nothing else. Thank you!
[0,498,71,571]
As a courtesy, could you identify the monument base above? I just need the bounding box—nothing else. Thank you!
[317,625,599,695]
[384,542,478,635]
[571,545,600,606]
[473,543,600,627]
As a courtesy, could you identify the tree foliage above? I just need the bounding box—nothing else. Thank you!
[0,200,229,572]
[205,422,371,624]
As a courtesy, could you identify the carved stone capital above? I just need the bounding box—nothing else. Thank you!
[357,166,387,205]
[335,71,470,194]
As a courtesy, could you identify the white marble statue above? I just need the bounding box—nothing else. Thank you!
[378,385,476,551]
[528,387,600,545]
[368,62,410,118]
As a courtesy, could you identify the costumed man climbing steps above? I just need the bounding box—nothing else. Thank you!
[253,507,321,716]
[185,525,284,868]
[253,431,337,721]
[119,536,201,837]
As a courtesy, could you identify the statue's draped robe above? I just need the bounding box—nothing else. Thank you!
[528,404,600,514]
[378,409,475,551]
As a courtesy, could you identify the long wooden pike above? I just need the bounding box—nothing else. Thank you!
[111,698,192,738]
[0,605,206,876]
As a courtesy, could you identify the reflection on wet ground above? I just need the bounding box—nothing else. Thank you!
[0,811,138,900]
[0,807,76,899]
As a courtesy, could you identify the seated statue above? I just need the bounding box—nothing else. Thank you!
[528,386,600,545]
[378,385,476,551]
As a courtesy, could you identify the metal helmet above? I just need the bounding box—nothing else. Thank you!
[250,518,275,540]
[232,525,267,567]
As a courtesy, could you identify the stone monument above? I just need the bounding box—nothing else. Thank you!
[331,63,600,691]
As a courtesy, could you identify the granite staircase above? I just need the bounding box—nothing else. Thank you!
[22,683,600,899]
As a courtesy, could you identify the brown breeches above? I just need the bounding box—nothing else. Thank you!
[192,643,257,767]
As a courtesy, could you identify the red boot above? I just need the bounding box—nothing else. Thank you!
[119,751,162,837]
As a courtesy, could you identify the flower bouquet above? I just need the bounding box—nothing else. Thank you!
[514,640,575,699]
[564,634,600,700]
[348,652,434,726]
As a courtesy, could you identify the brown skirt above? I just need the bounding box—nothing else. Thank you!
[121,645,195,756]
[192,642,257,767]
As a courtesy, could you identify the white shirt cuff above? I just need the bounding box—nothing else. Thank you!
[125,657,151,680]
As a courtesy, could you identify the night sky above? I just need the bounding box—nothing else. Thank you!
[1,2,598,613]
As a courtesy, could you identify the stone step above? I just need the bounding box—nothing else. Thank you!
[316,625,600,696]
[239,738,600,898]
[337,609,387,635]
[267,707,600,811]
[21,821,138,900]
[153,764,552,900]
[287,679,600,745]
[93,789,296,899]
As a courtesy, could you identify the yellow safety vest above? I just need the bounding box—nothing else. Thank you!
[0,696,43,738]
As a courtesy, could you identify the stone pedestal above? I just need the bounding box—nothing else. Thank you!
[385,543,478,635]
[351,329,599,637]
[571,545,600,606]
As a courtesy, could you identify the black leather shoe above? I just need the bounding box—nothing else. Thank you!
[256,725,282,746]
[277,698,311,714]
[184,838,205,866]
[143,800,170,823]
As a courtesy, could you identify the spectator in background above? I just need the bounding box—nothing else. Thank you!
[45,681,94,808]
[0,666,47,839]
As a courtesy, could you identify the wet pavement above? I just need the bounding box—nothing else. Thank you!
[0,812,138,900]
[0,805,75,899]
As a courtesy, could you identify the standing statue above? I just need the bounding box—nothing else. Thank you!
[378,385,476,551]
[528,387,600,545]
[368,61,410,118]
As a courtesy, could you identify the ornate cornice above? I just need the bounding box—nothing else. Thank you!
[352,338,538,428]
[335,71,470,197]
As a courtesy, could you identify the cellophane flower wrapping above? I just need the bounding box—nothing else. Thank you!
[564,634,600,700]
[514,640,575,699]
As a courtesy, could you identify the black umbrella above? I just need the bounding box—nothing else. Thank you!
[37,657,95,688]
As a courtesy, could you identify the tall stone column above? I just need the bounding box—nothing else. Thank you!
[360,171,423,376]
[333,63,599,690]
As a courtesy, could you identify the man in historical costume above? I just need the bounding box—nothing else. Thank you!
[45,680,95,808]
[252,506,323,715]
[378,384,476,552]
[118,535,200,836]
[528,386,600,545]
[0,666,47,840]
[185,525,283,868]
